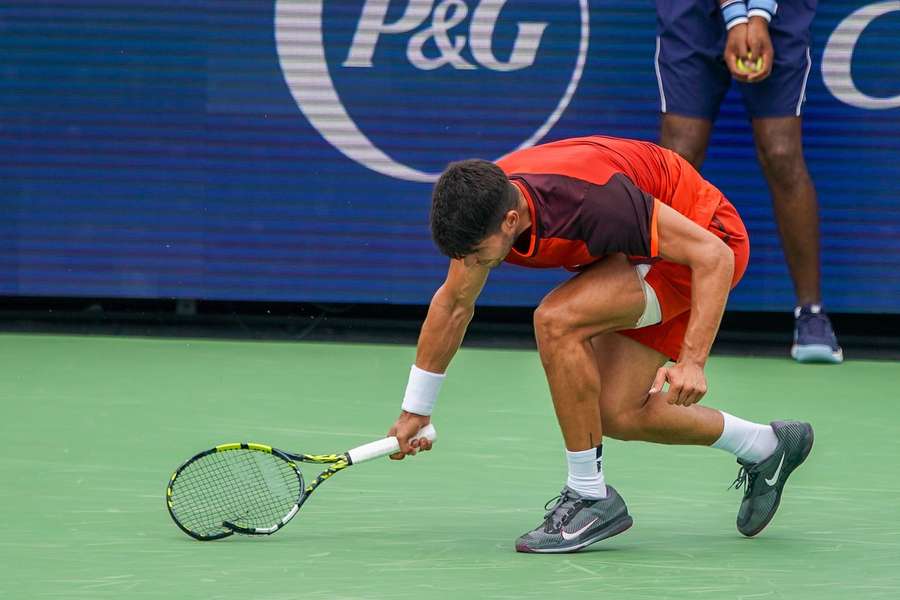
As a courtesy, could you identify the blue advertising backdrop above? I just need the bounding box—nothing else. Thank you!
[1,0,898,311]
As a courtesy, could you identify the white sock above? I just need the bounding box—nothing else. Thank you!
[712,411,779,463]
[566,446,607,499]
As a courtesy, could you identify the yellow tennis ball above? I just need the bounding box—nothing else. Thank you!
[736,56,764,73]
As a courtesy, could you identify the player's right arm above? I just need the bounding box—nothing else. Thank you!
[415,257,491,372]
[388,258,491,459]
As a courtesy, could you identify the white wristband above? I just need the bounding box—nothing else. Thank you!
[747,9,772,21]
[747,0,777,21]
[401,365,445,416]
[726,16,748,30]
[721,0,748,29]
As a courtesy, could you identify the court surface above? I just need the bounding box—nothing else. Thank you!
[1,333,898,600]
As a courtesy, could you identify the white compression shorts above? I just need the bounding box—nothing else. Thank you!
[634,263,662,329]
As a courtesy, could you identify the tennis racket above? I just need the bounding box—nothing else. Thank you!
[166,424,437,541]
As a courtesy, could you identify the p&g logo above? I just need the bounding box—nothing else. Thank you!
[275,0,589,181]
[342,0,547,71]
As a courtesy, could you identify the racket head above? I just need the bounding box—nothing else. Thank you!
[166,443,306,541]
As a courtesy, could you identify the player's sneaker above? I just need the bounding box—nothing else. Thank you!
[792,304,843,363]
[514,485,633,553]
[730,420,814,537]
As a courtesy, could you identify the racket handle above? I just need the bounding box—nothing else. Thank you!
[346,424,437,465]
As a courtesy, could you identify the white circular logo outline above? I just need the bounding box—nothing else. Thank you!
[822,0,900,110]
[275,0,589,182]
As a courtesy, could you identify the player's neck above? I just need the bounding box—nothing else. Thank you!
[514,187,532,236]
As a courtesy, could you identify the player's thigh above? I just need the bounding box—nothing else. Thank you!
[534,255,645,340]
[590,332,669,435]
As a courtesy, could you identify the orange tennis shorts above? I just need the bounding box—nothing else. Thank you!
[618,195,749,361]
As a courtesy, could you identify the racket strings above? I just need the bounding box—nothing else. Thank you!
[201,454,281,525]
[170,449,303,537]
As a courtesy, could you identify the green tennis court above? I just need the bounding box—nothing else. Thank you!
[2,333,898,599]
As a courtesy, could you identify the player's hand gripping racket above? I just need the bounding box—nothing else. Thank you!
[166,424,437,540]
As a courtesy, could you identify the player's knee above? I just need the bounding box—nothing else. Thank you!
[609,396,667,441]
[636,395,670,435]
[602,411,639,441]
[533,303,574,348]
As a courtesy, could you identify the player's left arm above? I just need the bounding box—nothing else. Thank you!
[649,202,735,406]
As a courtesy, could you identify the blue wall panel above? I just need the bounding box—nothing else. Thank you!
[1,1,898,311]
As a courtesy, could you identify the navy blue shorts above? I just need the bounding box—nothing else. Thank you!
[655,0,816,119]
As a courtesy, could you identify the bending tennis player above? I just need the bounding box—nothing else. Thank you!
[387,135,814,553]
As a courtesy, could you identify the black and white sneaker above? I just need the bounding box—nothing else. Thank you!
[731,420,815,537]
[515,485,633,553]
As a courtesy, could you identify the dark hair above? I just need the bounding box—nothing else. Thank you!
[429,159,516,259]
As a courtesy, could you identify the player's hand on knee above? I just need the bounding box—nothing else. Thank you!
[670,361,708,405]
[649,363,708,406]
[388,411,433,460]
[745,16,774,82]
[724,23,752,82]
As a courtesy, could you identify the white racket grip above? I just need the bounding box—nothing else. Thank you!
[346,424,437,465]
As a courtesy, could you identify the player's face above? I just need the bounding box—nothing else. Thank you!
[463,210,519,269]
[465,234,508,268]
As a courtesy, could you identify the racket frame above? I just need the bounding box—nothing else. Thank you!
[166,442,317,541]
[166,425,436,540]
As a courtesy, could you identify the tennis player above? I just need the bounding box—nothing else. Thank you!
[387,135,814,553]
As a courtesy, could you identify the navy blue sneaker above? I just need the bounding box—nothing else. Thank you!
[791,304,843,363]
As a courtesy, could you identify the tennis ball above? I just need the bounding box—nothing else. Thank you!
[736,56,764,74]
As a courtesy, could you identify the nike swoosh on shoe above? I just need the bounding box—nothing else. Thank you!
[561,517,599,541]
[765,453,785,486]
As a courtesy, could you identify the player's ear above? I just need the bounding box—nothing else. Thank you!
[502,209,518,232]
